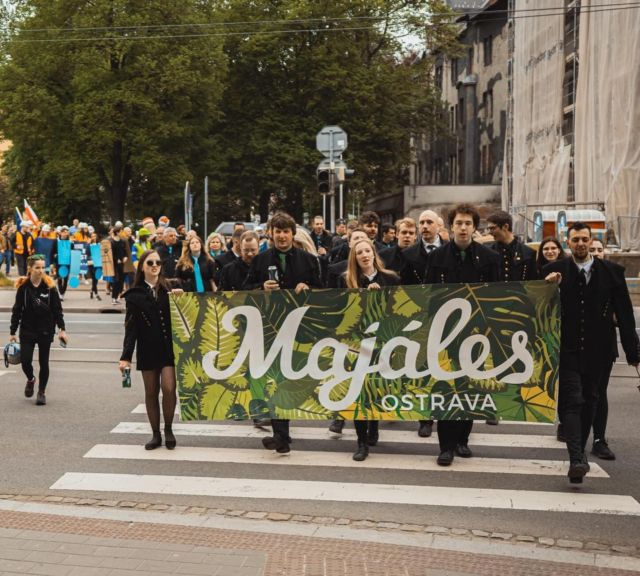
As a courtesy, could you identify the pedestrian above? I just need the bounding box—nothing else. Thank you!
[132,228,153,267]
[380,223,397,248]
[206,232,226,258]
[358,211,385,252]
[0,224,8,273]
[424,203,500,466]
[338,238,400,461]
[535,237,566,277]
[9,254,67,406]
[214,228,243,285]
[379,217,417,277]
[486,211,538,281]
[175,235,217,293]
[244,212,322,454]
[544,222,639,483]
[110,222,128,305]
[404,209,447,438]
[1,223,13,275]
[156,227,180,279]
[87,232,102,301]
[119,250,182,450]
[33,225,56,273]
[52,226,72,301]
[13,221,35,276]
[219,231,260,291]
[309,215,333,256]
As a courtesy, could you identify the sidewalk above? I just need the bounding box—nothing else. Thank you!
[0,500,638,575]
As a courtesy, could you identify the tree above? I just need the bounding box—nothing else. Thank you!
[210,0,460,222]
[0,0,227,223]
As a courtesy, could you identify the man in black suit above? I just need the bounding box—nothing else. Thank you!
[424,203,500,466]
[244,212,322,454]
[309,215,334,257]
[218,231,260,291]
[379,218,417,276]
[358,211,386,252]
[486,210,538,282]
[544,222,639,483]
[214,229,242,284]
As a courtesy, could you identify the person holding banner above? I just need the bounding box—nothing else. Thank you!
[544,222,639,483]
[424,203,500,466]
[338,238,400,461]
[10,254,67,406]
[119,250,182,451]
[245,212,322,454]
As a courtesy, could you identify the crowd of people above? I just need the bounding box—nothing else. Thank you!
[7,204,639,485]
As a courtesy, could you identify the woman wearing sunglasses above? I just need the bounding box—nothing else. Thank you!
[118,250,182,450]
[9,254,68,406]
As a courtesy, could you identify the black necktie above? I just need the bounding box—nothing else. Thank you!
[579,268,587,284]
[427,245,435,253]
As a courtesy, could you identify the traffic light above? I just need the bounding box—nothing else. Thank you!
[317,168,331,194]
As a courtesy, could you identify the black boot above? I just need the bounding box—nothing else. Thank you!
[164,426,176,450]
[367,421,379,446]
[145,431,162,450]
[353,441,369,461]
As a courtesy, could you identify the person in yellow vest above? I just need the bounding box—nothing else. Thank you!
[13,221,35,276]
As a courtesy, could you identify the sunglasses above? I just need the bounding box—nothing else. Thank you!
[145,259,162,267]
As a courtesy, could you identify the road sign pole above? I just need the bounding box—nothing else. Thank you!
[339,182,344,221]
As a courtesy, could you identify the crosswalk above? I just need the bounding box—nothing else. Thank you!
[49,402,640,518]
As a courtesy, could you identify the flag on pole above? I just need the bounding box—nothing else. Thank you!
[14,207,22,227]
[23,199,41,227]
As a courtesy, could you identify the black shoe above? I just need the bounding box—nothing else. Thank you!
[568,459,589,483]
[24,378,36,398]
[96,294,102,301]
[455,444,473,458]
[274,436,291,454]
[418,420,433,438]
[437,450,454,466]
[592,439,615,460]
[556,423,566,442]
[262,436,277,450]
[329,419,345,434]
[36,390,46,406]
[486,417,499,426]
[367,430,379,447]
[164,426,176,450]
[90,291,94,299]
[145,432,162,450]
[353,441,369,462]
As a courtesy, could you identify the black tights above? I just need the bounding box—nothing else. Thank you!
[20,336,52,390]
[142,366,177,433]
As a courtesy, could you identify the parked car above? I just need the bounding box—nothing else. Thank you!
[214,222,258,238]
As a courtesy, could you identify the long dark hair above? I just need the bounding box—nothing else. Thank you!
[536,236,566,275]
[133,250,170,290]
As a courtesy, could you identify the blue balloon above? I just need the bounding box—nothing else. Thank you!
[58,266,69,278]
[68,276,80,288]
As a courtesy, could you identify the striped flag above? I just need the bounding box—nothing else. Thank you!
[23,199,41,227]
[14,207,22,227]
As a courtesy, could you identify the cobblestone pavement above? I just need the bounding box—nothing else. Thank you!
[0,504,639,575]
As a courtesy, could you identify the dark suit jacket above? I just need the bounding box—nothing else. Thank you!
[244,246,322,290]
[424,241,500,284]
[487,239,538,281]
[543,258,639,370]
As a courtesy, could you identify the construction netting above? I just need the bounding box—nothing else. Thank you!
[505,0,570,237]
[574,0,640,251]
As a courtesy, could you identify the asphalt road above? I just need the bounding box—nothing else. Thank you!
[1,312,639,548]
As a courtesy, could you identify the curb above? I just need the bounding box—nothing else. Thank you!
[0,495,637,562]
[0,306,123,314]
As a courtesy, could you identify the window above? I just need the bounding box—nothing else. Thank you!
[484,89,493,119]
[483,35,493,66]
[451,58,458,85]
[459,98,465,126]
[435,65,443,91]
[450,106,455,132]
[467,47,474,74]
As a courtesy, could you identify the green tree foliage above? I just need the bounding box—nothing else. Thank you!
[0,0,227,223]
[0,0,458,224]
[213,0,460,221]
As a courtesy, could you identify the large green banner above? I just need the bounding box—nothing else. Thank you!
[170,281,560,423]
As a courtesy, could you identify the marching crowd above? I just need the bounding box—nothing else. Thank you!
[7,203,640,484]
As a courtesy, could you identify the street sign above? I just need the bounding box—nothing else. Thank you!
[316,125,348,158]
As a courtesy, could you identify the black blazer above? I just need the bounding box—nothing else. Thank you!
[403,237,448,285]
[543,258,639,370]
[176,253,217,292]
[121,284,174,370]
[10,280,65,341]
[487,239,538,281]
[424,241,499,284]
[245,246,322,290]
[219,258,250,291]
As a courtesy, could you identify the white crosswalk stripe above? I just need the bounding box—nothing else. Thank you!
[48,404,640,517]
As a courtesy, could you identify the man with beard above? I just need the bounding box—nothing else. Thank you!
[486,210,537,282]
[219,231,260,291]
[544,222,639,483]
[424,203,500,466]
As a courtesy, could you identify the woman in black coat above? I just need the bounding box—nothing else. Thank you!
[10,254,68,406]
[119,250,182,450]
[338,238,400,462]
[175,235,217,293]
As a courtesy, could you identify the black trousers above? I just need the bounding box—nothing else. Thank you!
[88,264,99,294]
[271,419,291,442]
[17,253,28,276]
[20,335,52,390]
[111,263,124,300]
[354,420,378,442]
[437,420,473,452]
[57,275,69,296]
[592,360,614,441]
[558,368,600,461]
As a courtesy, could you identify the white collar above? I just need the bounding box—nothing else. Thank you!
[422,236,441,250]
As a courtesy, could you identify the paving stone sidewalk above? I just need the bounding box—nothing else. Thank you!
[0,507,638,576]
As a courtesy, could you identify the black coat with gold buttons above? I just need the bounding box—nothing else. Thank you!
[120,284,175,370]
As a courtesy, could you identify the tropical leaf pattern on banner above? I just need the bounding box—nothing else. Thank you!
[170,281,560,422]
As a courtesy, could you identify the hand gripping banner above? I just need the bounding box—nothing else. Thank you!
[171,281,560,423]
